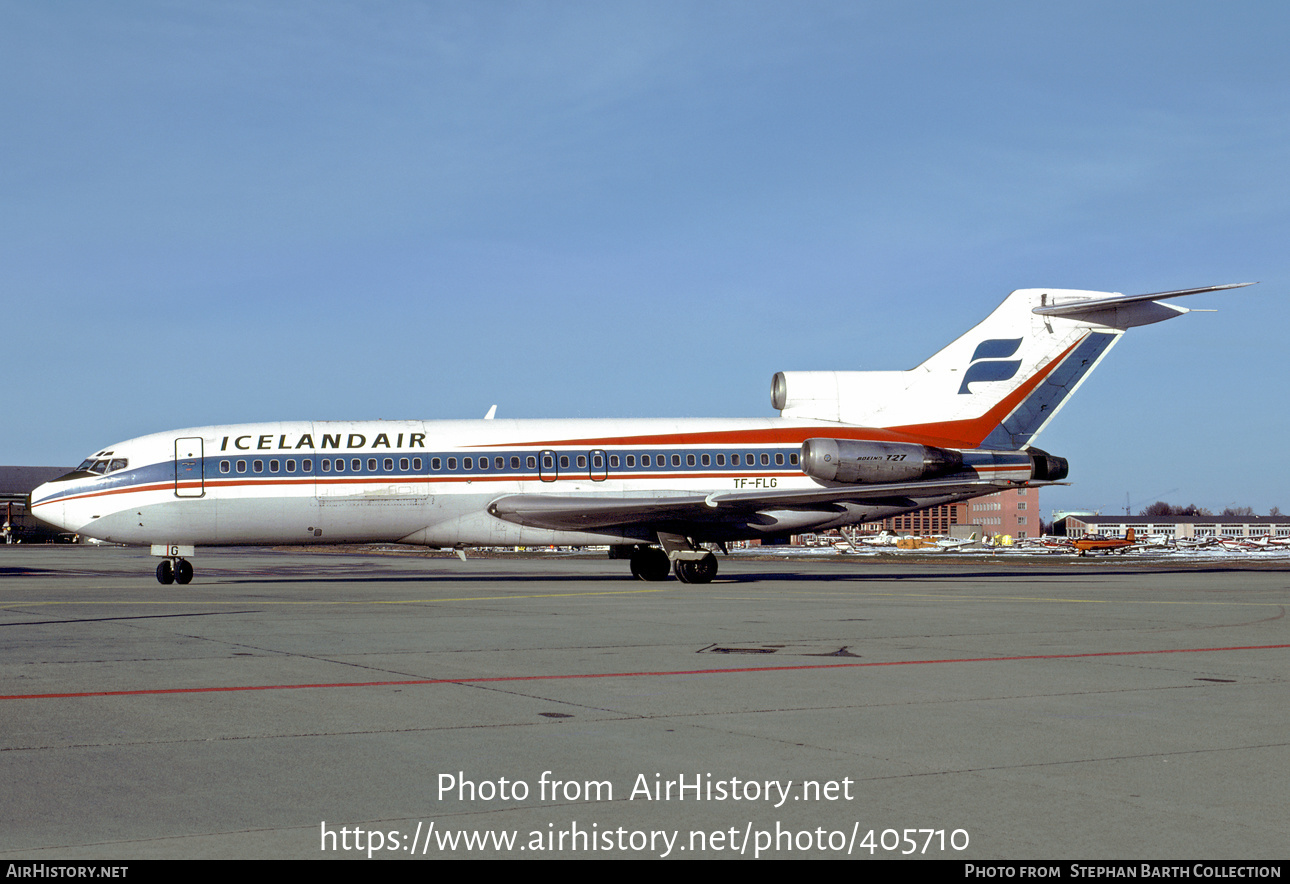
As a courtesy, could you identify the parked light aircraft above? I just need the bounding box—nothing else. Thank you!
[1070,528,1139,556]
[29,283,1250,585]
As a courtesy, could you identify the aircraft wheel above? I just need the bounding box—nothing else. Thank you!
[174,559,193,585]
[629,546,670,581]
[675,553,717,585]
[156,560,174,585]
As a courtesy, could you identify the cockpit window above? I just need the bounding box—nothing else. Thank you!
[77,457,128,475]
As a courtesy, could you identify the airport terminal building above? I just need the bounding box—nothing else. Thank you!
[1,466,73,542]
[1064,514,1290,540]
[875,485,1040,538]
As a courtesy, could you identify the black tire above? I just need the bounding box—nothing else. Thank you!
[675,552,717,584]
[174,559,193,585]
[629,546,670,581]
[156,561,174,585]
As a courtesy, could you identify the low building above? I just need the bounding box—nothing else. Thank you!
[1,466,74,542]
[1064,514,1290,541]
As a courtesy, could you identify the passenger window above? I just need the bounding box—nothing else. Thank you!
[368,458,378,471]
[237,460,247,473]
[527,456,537,469]
[760,453,769,466]
[448,457,457,470]
[686,454,695,467]
[220,461,231,474]
[789,454,798,465]
[510,456,520,469]
[478,457,487,471]
[626,455,635,467]
[384,458,393,471]
[351,458,361,471]
[334,459,344,472]
[286,459,296,472]
[577,455,587,468]
[701,454,710,466]
[400,458,409,470]
[322,459,331,472]
[609,455,618,468]
[412,458,421,470]
[642,454,651,467]
[301,459,311,472]
[775,453,784,466]
[559,455,569,469]
[732,454,741,466]
[464,457,473,470]
[431,457,441,470]
[270,459,280,472]
[495,457,504,469]
[717,454,725,466]
[253,460,263,473]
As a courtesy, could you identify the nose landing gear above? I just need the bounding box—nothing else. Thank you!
[155,558,193,584]
[151,544,195,585]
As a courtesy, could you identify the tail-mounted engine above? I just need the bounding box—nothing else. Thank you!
[800,438,1068,485]
[800,438,963,484]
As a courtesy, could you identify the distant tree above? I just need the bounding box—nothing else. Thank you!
[1139,502,1212,517]
[1271,506,1283,517]
[1221,506,1255,517]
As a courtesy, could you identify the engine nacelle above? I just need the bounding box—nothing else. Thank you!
[801,439,1069,485]
[1027,448,1069,482]
[801,438,964,484]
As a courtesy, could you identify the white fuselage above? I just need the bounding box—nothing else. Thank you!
[32,417,983,549]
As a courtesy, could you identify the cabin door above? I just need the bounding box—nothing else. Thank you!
[174,437,205,498]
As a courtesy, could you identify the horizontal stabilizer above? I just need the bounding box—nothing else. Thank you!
[1032,282,1255,319]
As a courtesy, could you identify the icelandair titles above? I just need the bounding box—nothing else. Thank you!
[220,433,427,452]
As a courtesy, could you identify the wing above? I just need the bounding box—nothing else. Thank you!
[487,478,1041,532]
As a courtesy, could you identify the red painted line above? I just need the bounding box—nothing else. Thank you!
[35,472,812,506]
[4,643,1284,701]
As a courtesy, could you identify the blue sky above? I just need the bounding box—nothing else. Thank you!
[5,1,1287,518]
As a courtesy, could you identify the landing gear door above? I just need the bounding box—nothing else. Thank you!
[175,437,205,498]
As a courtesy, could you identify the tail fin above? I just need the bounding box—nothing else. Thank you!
[773,284,1252,450]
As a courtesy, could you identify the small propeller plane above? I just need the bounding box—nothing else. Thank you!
[1070,528,1140,556]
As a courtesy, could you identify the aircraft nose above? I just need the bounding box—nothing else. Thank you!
[28,481,69,531]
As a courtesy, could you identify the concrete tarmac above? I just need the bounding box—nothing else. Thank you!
[1,544,1288,860]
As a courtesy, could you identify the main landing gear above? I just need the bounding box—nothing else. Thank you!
[624,536,720,584]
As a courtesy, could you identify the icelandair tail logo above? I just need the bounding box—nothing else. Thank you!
[958,338,1023,394]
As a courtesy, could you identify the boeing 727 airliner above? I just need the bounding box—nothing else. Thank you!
[29,283,1250,584]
